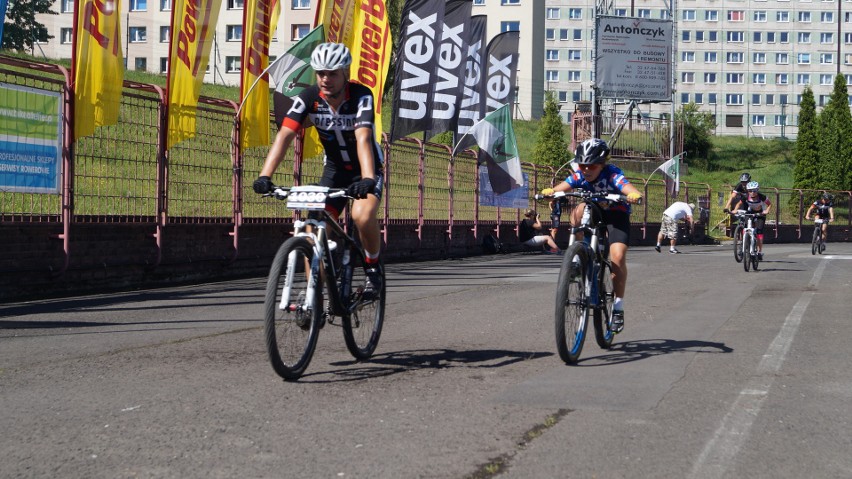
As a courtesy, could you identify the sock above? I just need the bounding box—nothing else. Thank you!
[656,242,661,247]
[614,297,624,311]
[365,250,380,265]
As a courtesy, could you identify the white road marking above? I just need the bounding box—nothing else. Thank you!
[689,259,827,478]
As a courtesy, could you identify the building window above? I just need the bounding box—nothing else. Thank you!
[705,10,718,21]
[134,57,147,71]
[546,29,555,41]
[780,32,789,43]
[774,115,786,127]
[704,72,717,83]
[780,94,789,105]
[568,50,581,61]
[753,31,762,43]
[60,28,73,44]
[726,94,744,105]
[752,115,765,126]
[501,21,520,32]
[821,11,834,22]
[568,8,582,19]
[776,11,789,22]
[752,94,762,105]
[820,74,833,85]
[660,10,670,19]
[766,94,775,105]
[573,29,582,40]
[129,27,147,43]
[776,52,789,64]
[798,11,811,22]
[682,10,696,21]
[726,52,743,63]
[726,115,744,128]
[819,95,830,106]
[726,73,744,84]
[682,51,695,62]
[846,54,852,65]
[820,53,834,64]
[776,73,789,85]
[292,24,310,40]
[547,70,559,82]
[227,0,244,9]
[708,93,717,104]
[798,32,811,43]
[160,57,168,73]
[727,31,744,42]
[704,52,717,63]
[695,93,703,104]
[227,25,242,41]
[681,93,690,103]
[546,8,560,19]
[637,9,650,18]
[797,73,811,85]
[753,52,766,63]
[682,72,695,83]
[753,11,766,21]
[695,31,705,42]
[767,32,776,43]
[546,49,559,61]
[160,0,171,10]
[473,0,484,4]
[558,91,568,102]
[753,73,766,84]
[292,0,310,8]
[614,8,626,16]
[129,0,147,11]
[682,31,691,42]
[797,53,811,64]
[821,33,834,44]
[559,29,569,40]
[226,56,241,73]
[160,26,169,43]
[61,0,74,13]
[568,71,581,82]
[727,10,744,21]
[572,91,581,102]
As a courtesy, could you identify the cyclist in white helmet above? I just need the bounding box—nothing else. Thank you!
[253,42,385,293]
[733,181,772,259]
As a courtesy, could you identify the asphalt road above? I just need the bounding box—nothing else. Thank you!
[2,242,852,478]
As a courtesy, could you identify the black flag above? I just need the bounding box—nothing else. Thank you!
[481,30,520,116]
[390,0,446,141]
[455,15,487,139]
[428,0,473,136]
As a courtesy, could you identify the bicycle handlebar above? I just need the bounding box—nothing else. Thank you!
[535,190,641,205]
[263,184,350,200]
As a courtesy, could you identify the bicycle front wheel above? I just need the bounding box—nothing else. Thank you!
[733,225,744,263]
[342,251,385,360]
[812,228,819,255]
[264,237,322,381]
[743,234,752,272]
[594,258,615,349]
[555,243,590,364]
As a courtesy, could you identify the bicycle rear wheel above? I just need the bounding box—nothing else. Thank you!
[555,243,589,364]
[752,250,760,271]
[594,258,615,349]
[743,235,752,272]
[342,249,385,360]
[812,228,819,255]
[264,237,322,381]
[733,225,744,263]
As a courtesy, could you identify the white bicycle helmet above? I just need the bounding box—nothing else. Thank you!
[310,43,352,71]
[746,181,759,191]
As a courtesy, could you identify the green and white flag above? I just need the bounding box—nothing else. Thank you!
[451,104,523,194]
[270,25,325,129]
[655,153,682,194]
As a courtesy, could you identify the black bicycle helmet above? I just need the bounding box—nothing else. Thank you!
[574,138,610,165]
[739,172,751,183]
[822,192,833,201]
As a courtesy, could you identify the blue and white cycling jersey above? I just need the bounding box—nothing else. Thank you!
[564,164,632,213]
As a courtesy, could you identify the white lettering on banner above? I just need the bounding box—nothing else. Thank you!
[398,11,438,120]
[457,39,483,135]
[485,53,513,110]
[432,21,464,120]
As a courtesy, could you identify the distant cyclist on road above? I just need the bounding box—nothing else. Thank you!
[805,193,835,247]
[540,138,643,333]
[252,42,384,294]
[723,172,752,214]
[732,181,772,259]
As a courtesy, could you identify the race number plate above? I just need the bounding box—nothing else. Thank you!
[286,185,329,210]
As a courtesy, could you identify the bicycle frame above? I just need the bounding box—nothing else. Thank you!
[735,212,758,257]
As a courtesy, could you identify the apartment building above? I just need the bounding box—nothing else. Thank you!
[32,0,852,136]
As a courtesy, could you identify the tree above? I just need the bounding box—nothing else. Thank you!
[817,74,852,190]
[2,0,57,52]
[793,86,820,191]
[675,102,715,163]
[532,91,571,170]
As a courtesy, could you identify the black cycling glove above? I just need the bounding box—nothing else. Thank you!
[253,176,273,194]
[347,178,376,199]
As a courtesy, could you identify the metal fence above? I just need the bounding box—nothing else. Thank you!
[2,56,850,277]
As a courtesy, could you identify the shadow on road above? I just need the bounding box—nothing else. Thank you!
[300,348,553,383]
[578,338,733,366]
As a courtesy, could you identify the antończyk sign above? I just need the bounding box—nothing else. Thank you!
[595,16,673,101]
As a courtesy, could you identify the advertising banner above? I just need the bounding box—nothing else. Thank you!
[478,169,528,208]
[239,0,280,149]
[455,15,486,137]
[427,0,472,137]
[0,83,62,194]
[595,16,672,101]
[481,30,519,116]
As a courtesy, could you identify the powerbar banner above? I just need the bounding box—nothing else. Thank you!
[595,16,672,101]
[427,0,472,137]
[0,83,62,194]
[166,0,223,148]
[73,0,124,140]
[454,15,486,138]
[390,0,445,141]
[481,30,519,117]
[239,0,281,149]
[315,0,391,144]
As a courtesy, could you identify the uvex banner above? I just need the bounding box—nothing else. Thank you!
[455,15,486,138]
[390,0,445,141]
[427,0,472,137]
[481,31,519,117]
[166,0,222,148]
[240,0,281,149]
[73,0,124,140]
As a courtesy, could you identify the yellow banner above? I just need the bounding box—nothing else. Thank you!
[315,0,391,143]
[166,0,223,149]
[239,0,281,149]
[73,0,124,140]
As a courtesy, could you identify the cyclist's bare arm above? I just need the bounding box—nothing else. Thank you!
[354,126,377,181]
[260,124,300,177]
[805,204,815,220]
[724,191,739,211]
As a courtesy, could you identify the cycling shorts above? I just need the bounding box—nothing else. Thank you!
[319,167,384,216]
[589,209,631,245]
